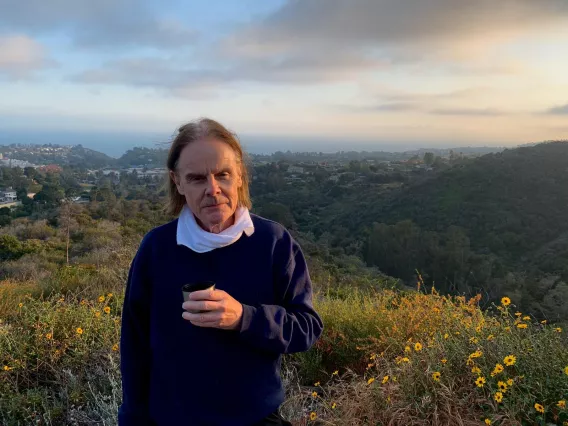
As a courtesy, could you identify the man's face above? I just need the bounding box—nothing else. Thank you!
[170,138,242,233]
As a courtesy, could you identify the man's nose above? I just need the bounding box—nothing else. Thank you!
[205,176,221,196]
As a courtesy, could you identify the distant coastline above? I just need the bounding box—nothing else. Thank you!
[0,128,514,158]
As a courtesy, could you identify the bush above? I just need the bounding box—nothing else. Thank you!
[1,276,567,425]
[286,289,568,425]
[0,291,122,425]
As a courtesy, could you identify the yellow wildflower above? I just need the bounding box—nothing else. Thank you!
[471,366,481,375]
[104,306,111,314]
[501,297,511,306]
[76,327,83,335]
[534,403,544,414]
[475,376,486,387]
[555,327,562,333]
[441,358,447,364]
[470,337,479,344]
[314,382,320,387]
[494,392,503,403]
[310,412,317,421]
[18,303,23,308]
[564,366,568,375]
[504,355,516,366]
[487,335,495,341]
[541,320,547,324]
[455,331,461,335]
[515,312,522,317]
[504,326,511,332]
[507,378,514,386]
[332,370,338,376]
[382,375,389,384]
[414,342,423,352]
[3,365,11,371]
[469,350,483,359]
[404,346,411,353]
[112,344,119,352]
[401,357,410,363]
[107,293,113,298]
[331,402,337,409]
[432,372,441,382]
[492,364,504,375]
[98,295,105,303]
[522,316,531,321]
[312,391,318,398]
[367,377,375,385]
[45,333,52,340]
[80,299,87,305]
[444,333,449,339]
[95,311,101,318]
[497,381,507,392]
[557,400,566,409]
[517,323,527,329]
[485,419,492,425]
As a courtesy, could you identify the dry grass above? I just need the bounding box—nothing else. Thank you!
[1,270,567,425]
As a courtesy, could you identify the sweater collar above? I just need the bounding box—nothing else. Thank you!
[176,204,255,253]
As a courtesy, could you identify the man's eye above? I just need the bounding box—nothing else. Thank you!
[187,176,205,182]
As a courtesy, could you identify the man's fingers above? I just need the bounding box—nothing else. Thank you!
[182,300,221,312]
[189,289,225,301]
[182,311,222,323]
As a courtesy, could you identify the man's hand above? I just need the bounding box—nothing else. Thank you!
[181,288,243,330]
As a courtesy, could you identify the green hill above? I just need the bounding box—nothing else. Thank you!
[332,141,568,319]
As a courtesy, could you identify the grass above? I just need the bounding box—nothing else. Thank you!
[1,267,567,425]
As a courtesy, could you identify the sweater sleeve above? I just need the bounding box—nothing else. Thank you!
[237,231,323,354]
[118,234,154,426]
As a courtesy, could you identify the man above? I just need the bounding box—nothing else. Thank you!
[119,118,323,426]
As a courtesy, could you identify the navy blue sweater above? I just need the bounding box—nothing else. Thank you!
[118,214,323,426]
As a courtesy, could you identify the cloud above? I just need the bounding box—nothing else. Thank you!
[225,0,568,58]
[546,104,568,115]
[70,49,389,96]
[429,108,506,116]
[0,0,197,49]
[0,35,54,79]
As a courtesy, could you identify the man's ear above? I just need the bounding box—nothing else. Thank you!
[236,168,243,188]
[169,170,183,195]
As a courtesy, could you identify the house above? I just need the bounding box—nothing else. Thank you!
[0,187,17,202]
[288,165,304,174]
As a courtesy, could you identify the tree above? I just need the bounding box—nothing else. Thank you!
[423,152,435,166]
[258,202,297,229]
[34,184,65,206]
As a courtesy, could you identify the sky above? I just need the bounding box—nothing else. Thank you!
[0,0,567,156]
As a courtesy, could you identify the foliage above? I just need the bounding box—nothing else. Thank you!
[286,290,568,425]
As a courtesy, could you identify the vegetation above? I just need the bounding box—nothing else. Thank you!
[1,141,568,424]
[252,141,568,322]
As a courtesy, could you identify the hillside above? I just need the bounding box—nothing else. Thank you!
[327,141,568,319]
[248,141,568,321]
[0,144,117,169]
[116,147,168,167]
[363,141,568,259]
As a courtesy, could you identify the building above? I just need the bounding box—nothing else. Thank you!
[0,187,17,202]
[288,165,304,174]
